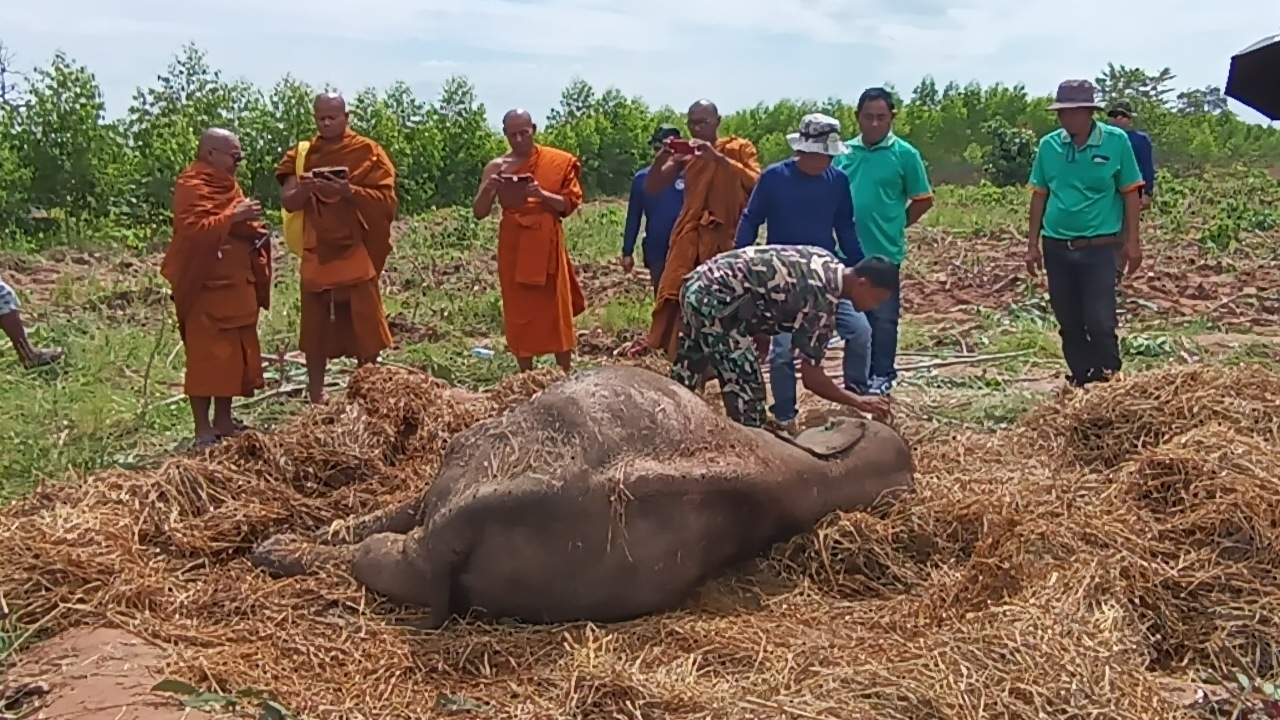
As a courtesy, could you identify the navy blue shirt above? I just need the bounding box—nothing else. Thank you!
[622,167,684,268]
[1123,128,1156,196]
[734,159,863,265]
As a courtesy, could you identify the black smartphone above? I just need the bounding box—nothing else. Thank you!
[312,166,350,181]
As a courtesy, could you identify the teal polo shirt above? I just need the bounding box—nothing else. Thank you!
[1028,121,1144,240]
[831,131,932,265]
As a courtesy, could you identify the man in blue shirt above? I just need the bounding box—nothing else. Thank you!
[621,124,685,293]
[734,113,879,434]
[1106,102,1156,280]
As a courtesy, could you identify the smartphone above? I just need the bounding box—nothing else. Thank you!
[312,166,350,181]
[505,173,534,183]
[666,139,694,154]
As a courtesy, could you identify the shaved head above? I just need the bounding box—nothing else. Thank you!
[197,127,242,172]
[314,92,346,113]
[686,99,721,143]
[502,108,533,128]
[688,99,719,115]
[313,93,349,139]
[502,108,537,155]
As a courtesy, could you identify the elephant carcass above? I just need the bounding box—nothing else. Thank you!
[250,365,914,628]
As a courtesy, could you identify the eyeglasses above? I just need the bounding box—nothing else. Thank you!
[214,148,244,163]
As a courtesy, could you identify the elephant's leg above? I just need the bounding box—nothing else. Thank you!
[249,534,356,578]
[315,495,424,545]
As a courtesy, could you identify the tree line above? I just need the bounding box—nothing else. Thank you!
[0,43,1275,250]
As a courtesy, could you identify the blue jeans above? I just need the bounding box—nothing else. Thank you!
[768,299,872,423]
[866,288,901,381]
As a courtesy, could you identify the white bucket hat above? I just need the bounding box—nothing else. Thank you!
[786,113,848,156]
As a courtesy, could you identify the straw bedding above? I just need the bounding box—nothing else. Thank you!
[1,359,1277,719]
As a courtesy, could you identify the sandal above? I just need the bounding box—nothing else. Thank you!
[22,347,64,369]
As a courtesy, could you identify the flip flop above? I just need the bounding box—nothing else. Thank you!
[191,436,221,450]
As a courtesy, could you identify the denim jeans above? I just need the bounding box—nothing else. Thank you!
[768,299,872,423]
[1043,238,1121,384]
[865,287,901,381]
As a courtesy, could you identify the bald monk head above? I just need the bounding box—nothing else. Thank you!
[502,108,537,156]
[197,128,243,174]
[686,99,721,143]
[313,93,349,140]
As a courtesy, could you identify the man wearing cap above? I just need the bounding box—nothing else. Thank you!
[734,113,883,433]
[1106,102,1156,279]
[1026,79,1145,388]
[621,124,685,293]
[832,87,935,398]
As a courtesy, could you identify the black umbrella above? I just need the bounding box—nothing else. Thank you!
[1226,33,1280,120]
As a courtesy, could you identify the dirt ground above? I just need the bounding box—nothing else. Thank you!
[1,627,194,720]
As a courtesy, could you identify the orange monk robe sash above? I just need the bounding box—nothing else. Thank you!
[648,136,760,358]
[496,144,587,357]
[274,130,398,293]
[162,161,272,340]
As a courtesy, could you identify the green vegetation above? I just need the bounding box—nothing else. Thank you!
[2,167,1278,499]
[0,43,1276,248]
[0,40,1277,503]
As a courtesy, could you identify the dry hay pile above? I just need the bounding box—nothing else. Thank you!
[1,359,1278,719]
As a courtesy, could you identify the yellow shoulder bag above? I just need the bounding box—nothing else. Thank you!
[280,140,311,257]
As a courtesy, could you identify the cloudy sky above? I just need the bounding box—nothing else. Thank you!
[0,0,1274,127]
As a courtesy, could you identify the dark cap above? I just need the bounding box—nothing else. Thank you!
[1047,79,1103,111]
[1107,101,1134,118]
[650,123,681,146]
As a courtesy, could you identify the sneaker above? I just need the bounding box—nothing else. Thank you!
[866,376,895,396]
[770,418,799,436]
[843,383,870,396]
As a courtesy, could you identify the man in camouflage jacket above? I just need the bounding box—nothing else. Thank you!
[670,245,898,428]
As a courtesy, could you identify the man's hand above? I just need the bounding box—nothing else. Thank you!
[231,199,262,223]
[317,175,353,199]
[1024,239,1043,276]
[691,139,722,162]
[620,256,635,274]
[1121,240,1143,276]
[524,179,544,198]
[853,395,892,422]
[1140,194,1152,211]
[482,173,505,193]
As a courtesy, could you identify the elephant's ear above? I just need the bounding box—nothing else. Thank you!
[606,455,759,500]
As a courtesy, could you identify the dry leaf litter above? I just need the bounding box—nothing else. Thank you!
[1,357,1277,719]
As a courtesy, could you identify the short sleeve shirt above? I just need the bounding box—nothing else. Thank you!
[1027,121,1144,239]
[831,132,933,265]
[689,246,843,365]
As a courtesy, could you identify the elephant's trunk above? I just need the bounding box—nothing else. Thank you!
[351,531,435,607]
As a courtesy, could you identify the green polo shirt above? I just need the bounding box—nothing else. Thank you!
[831,131,932,265]
[1028,121,1144,240]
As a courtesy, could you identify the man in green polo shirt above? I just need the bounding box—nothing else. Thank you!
[831,87,934,397]
[1026,79,1144,388]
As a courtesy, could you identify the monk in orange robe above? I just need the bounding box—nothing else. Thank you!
[162,128,273,446]
[472,108,586,373]
[276,93,398,403]
[644,99,760,359]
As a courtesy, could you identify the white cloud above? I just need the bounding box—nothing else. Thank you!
[0,0,1273,126]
